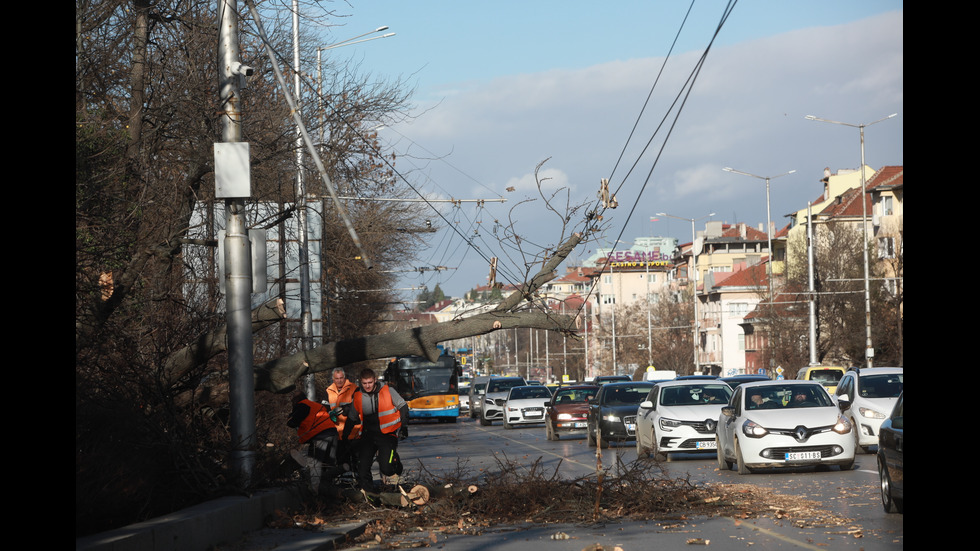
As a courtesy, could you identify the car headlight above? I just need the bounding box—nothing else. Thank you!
[832,415,853,434]
[557,413,573,420]
[507,407,519,412]
[604,414,621,422]
[659,418,682,431]
[741,419,768,438]
[858,407,885,419]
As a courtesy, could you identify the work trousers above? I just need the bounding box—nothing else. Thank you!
[354,432,402,491]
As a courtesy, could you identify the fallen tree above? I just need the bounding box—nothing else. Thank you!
[254,231,585,393]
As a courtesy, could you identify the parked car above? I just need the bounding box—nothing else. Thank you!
[468,376,490,419]
[503,385,554,428]
[636,380,733,461]
[480,376,528,426]
[834,367,904,453]
[593,375,632,385]
[674,375,718,381]
[545,384,600,440]
[716,380,855,474]
[719,374,771,389]
[797,365,848,394]
[586,381,654,448]
[459,381,472,415]
[876,392,903,513]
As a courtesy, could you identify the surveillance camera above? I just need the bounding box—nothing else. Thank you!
[231,62,254,76]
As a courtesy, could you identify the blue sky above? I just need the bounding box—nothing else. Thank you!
[308,1,904,302]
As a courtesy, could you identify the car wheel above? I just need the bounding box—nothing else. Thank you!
[851,417,870,454]
[587,424,597,447]
[480,412,492,426]
[839,457,854,471]
[735,439,753,475]
[545,419,558,441]
[878,456,902,513]
[716,445,733,471]
[636,434,649,458]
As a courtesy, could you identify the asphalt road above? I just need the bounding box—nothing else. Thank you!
[373,413,904,551]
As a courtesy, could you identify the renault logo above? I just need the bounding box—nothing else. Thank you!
[705,419,716,432]
[794,426,810,442]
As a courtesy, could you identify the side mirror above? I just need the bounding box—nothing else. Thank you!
[836,394,851,411]
[639,400,653,409]
[721,406,735,418]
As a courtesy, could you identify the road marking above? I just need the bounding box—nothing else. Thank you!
[474,424,606,472]
[726,517,826,549]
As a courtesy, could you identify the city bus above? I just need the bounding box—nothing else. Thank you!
[383,354,462,423]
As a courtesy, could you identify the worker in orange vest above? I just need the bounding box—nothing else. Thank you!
[287,392,339,494]
[348,368,409,492]
[325,368,360,470]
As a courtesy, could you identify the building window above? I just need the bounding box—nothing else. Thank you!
[877,237,896,259]
[738,333,745,351]
[729,302,749,318]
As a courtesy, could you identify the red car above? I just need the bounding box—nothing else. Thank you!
[545,385,600,440]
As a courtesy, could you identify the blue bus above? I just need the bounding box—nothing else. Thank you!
[384,354,462,423]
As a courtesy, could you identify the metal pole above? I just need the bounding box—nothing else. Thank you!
[292,0,316,400]
[610,260,617,375]
[691,217,700,374]
[218,0,255,488]
[807,202,818,366]
[646,260,652,367]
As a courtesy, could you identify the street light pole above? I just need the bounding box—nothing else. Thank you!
[805,113,897,369]
[657,212,714,374]
[722,167,795,302]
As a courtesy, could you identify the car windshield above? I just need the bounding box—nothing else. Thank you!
[660,384,732,406]
[859,373,903,398]
[602,385,650,406]
[745,384,833,410]
[809,369,844,386]
[488,379,525,392]
[509,386,552,400]
[554,388,597,404]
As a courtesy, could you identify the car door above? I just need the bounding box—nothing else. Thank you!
[718,386,742,459]
[636,386,659,449]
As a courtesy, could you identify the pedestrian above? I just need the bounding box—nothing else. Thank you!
[286,392,339,495]
[325,368,360,471]
[348,368,409,493]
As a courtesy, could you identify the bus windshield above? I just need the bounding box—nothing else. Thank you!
[385,355,459,401]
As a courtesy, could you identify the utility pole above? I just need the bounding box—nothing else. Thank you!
[217,0,255,488]
[291,0,316,400]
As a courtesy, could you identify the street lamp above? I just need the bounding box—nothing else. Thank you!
[722,167,795,301]
[656,212,715,374]
[805,113,897,369]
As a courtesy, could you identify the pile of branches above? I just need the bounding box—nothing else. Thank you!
[287,453,855,546]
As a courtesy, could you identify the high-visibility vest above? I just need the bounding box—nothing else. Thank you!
[297,399,336,444]
[327,381,360,440]
[353,385,402,435]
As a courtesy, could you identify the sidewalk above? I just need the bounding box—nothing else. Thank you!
[75,487,367,551]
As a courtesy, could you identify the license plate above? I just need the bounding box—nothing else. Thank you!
[785,451,821,460]
[525,412,543,418]
[574,422,587,428]
[695,441,717,450]
[625,423,636,432]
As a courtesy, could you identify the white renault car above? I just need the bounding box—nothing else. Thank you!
[636,380,733,461]
[716,380,855,474]
[834,367,904,453]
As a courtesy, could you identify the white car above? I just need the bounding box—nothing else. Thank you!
[636,380,733,461]
[716,380,855,474]
[834,367,904,453]
[480,376,528,425]
[503,385,554,429]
